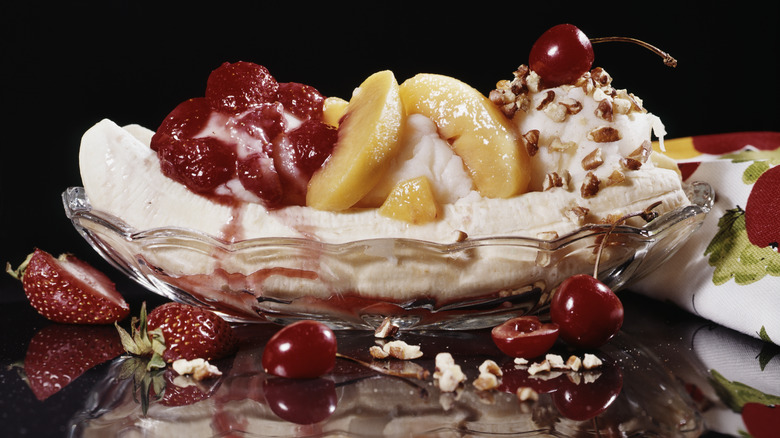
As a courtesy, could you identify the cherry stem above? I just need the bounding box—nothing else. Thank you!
[590,36,678,68]
[593,201,662,278]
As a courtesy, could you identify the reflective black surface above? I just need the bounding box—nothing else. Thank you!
[2,2,778,437]
[2,270,777,437]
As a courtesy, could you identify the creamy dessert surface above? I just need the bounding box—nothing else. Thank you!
[80,117,686,245]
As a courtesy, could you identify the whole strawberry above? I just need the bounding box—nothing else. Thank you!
[118,302,237,365]
[6,248,130,324]
[148,302,238,363]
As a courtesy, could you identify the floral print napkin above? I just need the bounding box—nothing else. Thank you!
[634,132,780,346]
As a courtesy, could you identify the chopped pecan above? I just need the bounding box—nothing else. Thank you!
[620,157,643,171]
[588,126,622,143]
[543,172,565,191]
[628,140,651,162]
[580,172,600,198]
[565,205,590,224]
[549,137,576,152]
[521,129,540,157]
[374,317,399,338]
[595,98,613,121]
[544,102,568,122]
[536,90,555,111]
[590,67,612,87]
[560,97,583,115]
[604,169,626,186]
[581,148,604,170]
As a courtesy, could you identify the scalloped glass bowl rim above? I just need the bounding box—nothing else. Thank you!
[63,181,713,253]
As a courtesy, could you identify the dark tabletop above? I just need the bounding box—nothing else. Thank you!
[1,1,778,437]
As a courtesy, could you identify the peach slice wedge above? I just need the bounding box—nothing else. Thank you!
[399,73,530,198]
[307,70,404,211]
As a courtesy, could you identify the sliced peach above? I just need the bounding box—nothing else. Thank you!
[322,96,349,127]
[399,73,530,198]
[307,71,404,211]
[378,176,441,224]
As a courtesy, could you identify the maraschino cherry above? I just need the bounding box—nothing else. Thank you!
[529,24,677,88]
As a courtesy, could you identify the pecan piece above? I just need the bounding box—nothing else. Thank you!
[521,129,540,157]
[581,148,604,170]
[588,126,621,143]
[580,172,601,198]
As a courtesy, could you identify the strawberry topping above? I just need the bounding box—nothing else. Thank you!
[6,248,130,324]
[151,61,336,207]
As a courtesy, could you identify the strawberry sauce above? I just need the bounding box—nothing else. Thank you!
[150,61,337,210]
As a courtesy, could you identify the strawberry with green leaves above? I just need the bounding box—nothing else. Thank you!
[117,302,238,368]
[6,248,130,324]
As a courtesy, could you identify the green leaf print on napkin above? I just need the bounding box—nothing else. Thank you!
[704,208,780,285]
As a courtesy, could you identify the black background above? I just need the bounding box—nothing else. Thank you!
[2,1,778,302]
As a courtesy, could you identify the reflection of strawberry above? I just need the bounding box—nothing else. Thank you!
[746,165,780,250]
[155,368,222,407]
[21,324,123,400]
[6,248,130,324]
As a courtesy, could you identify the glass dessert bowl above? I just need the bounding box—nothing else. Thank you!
[63,181,712,330]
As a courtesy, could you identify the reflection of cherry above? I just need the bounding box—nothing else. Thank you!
[497,362,565,395]
[742,402,779,438]
[552,359,623,421]
[263,377,337,424]
[745,165,780,249]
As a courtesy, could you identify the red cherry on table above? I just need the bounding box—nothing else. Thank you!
[262,320,337,379]
[529,24,594,88]
[491,316,559,359]
[550,274,623,349]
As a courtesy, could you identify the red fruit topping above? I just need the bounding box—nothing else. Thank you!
[206,61,279,113]
[6,248,130,324]
[529,24,594,88]
[283,119,338,178]
[158,137,237,193]
[277,82,325,120]
[153,62,336,208]
[230,102,286,144]
[146,302,238,363]
[237,153,285,206]
[262,320,337,379]
[151,97,212,150]
[745,165,780,249]
[263,377,338,424]
[491,316,559,359]
[550,274,623,349]
[22,324,123,400]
